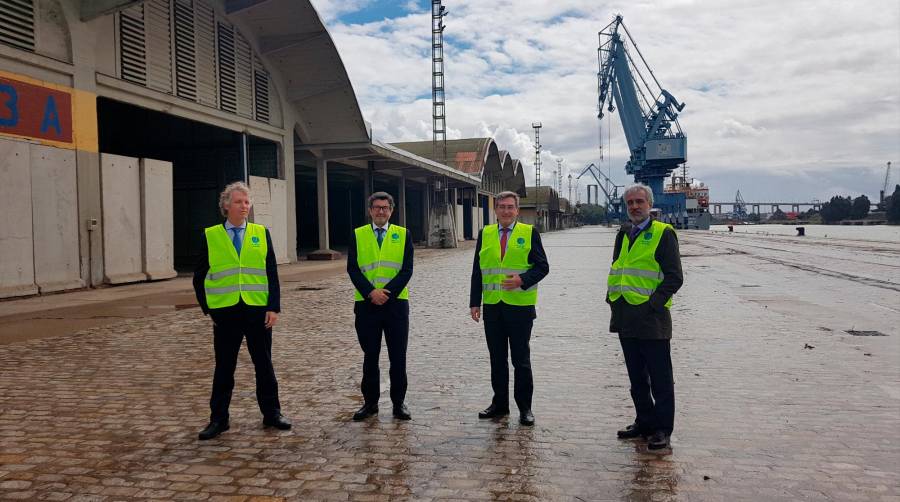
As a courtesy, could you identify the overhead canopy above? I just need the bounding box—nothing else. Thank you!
[295,138,481,188]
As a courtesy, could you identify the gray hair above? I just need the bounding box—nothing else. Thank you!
[622,183,654,206]
[219,181,252,217]
[496,191,520,208]
[368,191,395,208]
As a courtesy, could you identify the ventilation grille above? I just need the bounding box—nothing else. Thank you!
[116,0,271,124]
[144,0,172,93]
[0,0,34,52]
[193,0,217,107]
[216,21,236,114]
[119,4,147,85]
[254,69,270,123]
[173,0,196,101]
[233,31,253,118]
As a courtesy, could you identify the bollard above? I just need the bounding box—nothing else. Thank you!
[796,226,805,236]
[728,225,734,232]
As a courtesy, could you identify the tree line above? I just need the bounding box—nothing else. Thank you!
[814,185,900,223]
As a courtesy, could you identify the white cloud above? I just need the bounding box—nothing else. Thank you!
[316,0,900,202]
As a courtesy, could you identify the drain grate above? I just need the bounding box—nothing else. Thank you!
[845,330,887,337]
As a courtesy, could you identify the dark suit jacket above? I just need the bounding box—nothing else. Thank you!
[346,224,414,316]
[469,223,550,321]
[192,224,281,315]
[607,220,683,339]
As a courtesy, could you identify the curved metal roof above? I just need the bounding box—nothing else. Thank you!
[224,0,370,144]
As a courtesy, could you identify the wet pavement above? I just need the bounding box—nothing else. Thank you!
[1,226,898,501]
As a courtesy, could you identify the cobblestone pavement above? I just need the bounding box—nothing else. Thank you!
[1,226,898,501]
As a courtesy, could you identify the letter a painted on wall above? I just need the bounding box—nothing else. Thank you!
[40,95,62,135]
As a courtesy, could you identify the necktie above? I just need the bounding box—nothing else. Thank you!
[629,225,640,242]
[500,228,509,259]
[232,227,242,255]
[376,228,385,247]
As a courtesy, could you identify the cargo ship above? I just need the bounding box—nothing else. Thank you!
[665,167,711,230]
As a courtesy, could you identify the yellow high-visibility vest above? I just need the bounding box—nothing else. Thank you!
[607,219,673,308]
[479,223,537,306]
[203,223,269,309]
[354,224,409,301]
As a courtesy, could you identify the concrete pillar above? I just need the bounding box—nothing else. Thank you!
[364,161,373,207]
[240,133,249,182]
[398,170,407,227]
[308,158,341,260]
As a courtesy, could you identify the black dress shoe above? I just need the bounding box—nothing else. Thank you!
[198,421,229,440]
[263,414,292,430]
[617,422,649,439]
[519,410,535,426]
[393,403,411,420]
[647,431,671,450]
[352,404,378,421]
[478,404,510,419]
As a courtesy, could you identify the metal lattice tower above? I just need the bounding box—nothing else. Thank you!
[431,1,447,161]
[532,122,542,186]
[556,158,563,193]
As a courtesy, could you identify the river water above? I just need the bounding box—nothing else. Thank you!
[709,224,900,243]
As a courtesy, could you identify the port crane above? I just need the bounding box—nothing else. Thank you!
[597,15,687,224]
[733,190,748,220]
[576,163,624,220]
[881,161,893,204]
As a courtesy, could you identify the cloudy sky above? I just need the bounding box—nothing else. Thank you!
[313,0,900,204]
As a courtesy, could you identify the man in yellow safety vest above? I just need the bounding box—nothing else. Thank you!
[193,181,290,440]
[346,192,414,421]
[607,183,683,450]
[470,190,549,426]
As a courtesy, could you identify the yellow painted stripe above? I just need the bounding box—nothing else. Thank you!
[72,90,98,153]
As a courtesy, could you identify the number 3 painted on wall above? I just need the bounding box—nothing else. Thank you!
[0,83,19,127]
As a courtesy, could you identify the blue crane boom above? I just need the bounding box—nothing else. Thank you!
[598,15,688,224]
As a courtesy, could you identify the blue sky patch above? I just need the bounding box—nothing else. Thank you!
[337,0,427,25]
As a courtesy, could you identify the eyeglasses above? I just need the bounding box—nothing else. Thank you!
[371,205,392,212]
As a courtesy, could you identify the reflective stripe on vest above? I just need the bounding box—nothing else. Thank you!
[203,223,269,309]
[479,223,537,306]
[354,224,409,301]
[606,219,673,308]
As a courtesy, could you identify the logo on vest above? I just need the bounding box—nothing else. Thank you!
[391,232,400,242]
[516,236,526,248]
[251,235,261,246]
[643,232,653,241]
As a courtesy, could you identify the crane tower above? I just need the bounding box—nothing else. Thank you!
[597,15,688,224]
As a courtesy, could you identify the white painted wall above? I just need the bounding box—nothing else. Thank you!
[249,175,272,228]
[101,154,147,284]
[141,158,176,280]
[250,175,289,264]
[455,202,464,241]
[269,178,289,264]
[0,139,37,298]
[30,145,83,293]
